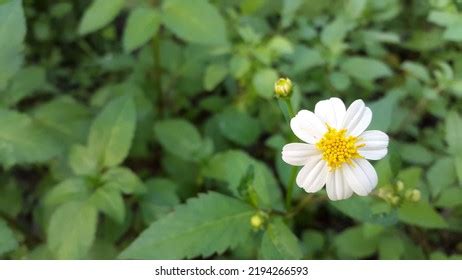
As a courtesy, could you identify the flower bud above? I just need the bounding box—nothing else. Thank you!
[274,77,293,98]
[406,189,421,202]
[250,214,264,229]
[396,180,404,192]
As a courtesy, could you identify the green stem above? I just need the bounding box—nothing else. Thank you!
[152,34,163,118]
[284,98,295,118]
[283,97,296,211]
[285,166,297,211]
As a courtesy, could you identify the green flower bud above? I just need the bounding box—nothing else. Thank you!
[250,214,264,229]
[396,180,404,192]
[274,77,293,98]
[406,189,421,202]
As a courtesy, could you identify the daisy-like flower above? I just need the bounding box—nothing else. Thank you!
[281,98,389,201]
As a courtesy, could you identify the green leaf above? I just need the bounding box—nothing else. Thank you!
[154,119,205,162]
[90,187,125,224]
[229,54,250,79]
[32,96,91,145]
[260,218,302,260]
[101,167,144,195]
[331,197,399,226]
[426,157,456,197]
[119,192,254,259]
[0,109,61,167]
[78,0,124,35]
[446,111,462,184]
[444,23,462,42]
[47,201,98,259]
[321,17,354,49]
[203,62,228,91]
[335,225,378,259]
[401,61,430,82]
[88,95,136,168]
[341,56,392,81]
[123,7,160,52]
[290,46,324,74]
[435,188,462,208]
[252,68,278,99]
[396,167,422,188]
[44,178,91,208]
[202,150,283,209]
[399,143,434,165]
[368,89,403,132]
[378,232,403,259]
[0,0,26,90]
[140,178,180,224]
[68,145,99,176]
[162,0,228,45]
[2,66,48,106]
[398,201,447,229]
[0,218,18,256]
[218,109,261,147]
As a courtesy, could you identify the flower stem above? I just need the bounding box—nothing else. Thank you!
[284,98,295,118]
[152,34,163,118]
[283,97,296,211]
[285,166,297,210]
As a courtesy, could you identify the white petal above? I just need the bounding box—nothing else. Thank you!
[357,130,389,160]
[326,169,353,201]
[342,99,372,137]
[314,97,346,129]
[290,110,327,144]
[296,155,328,193]
[281,143,320,166]
[342,158,378,196]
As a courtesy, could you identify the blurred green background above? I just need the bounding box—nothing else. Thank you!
[0,0,461,260]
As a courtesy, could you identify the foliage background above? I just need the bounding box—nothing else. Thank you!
[0,0,462,260]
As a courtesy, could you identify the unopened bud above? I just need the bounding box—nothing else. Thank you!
[396,180,404,192]
[250,214,264,229]
[274,77,293,98]
[406,189,421,202]
[390,195,400,205]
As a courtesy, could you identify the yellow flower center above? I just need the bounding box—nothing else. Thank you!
[316,126,364,170]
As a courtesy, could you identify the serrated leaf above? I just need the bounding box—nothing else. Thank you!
[123,7,160,52]
[119,192,253,259]
[154,119,205,162]
[78,0,124,35]
[341,56,392,81]
[162,0,228,45]
[0,0,26,90]
[0,109,61,167]
[47,201,98,259]
[0,218,18,256]
[398,201,447,229]
[260,218,302,260]
[90,187,125,224]
[88,95,136,168]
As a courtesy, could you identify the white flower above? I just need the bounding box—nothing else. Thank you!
[281,98,389,201]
